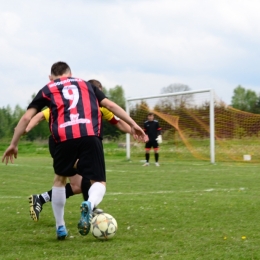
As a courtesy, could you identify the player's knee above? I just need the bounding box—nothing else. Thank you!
[70,184,81,194]
[90,180,106,186]
[53,174,67,187]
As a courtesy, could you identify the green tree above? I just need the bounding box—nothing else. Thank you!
[102,85,126,139]
[106,85,125,109]
[25,119,50,141]
[231,85,260,113]
[0,105,14,138]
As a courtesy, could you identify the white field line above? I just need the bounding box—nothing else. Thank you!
[0,188,246,199]
[106,187,246,196]
[0,163,52,168]
[0,187,246,199]
[0,196,22,199]
[1,163,259,169]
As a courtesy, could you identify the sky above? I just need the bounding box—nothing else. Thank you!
[1,0,260,109]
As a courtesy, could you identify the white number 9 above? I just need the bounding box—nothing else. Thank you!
[62,84,79,110]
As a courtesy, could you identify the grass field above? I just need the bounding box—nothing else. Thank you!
[1,143,260,259]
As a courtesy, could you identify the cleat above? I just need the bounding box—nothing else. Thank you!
[29,195,43,222]
[56,225,68,240]
[93,208,103,217]
[78,201,92,236]
[155,162,160,166]
[142,162,149,166]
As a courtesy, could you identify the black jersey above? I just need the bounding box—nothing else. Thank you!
[28,77,106,142]
[143,120,161,141]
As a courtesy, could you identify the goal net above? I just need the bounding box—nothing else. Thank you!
[126,89,260,163]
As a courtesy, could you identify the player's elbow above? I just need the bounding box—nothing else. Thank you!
[20,114,32,124]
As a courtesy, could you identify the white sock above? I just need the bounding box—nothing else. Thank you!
[52,187,66,229]
[41,192,50,202]
[88,182,106,210]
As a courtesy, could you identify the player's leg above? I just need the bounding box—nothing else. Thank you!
[52,139,79,240]
[72,159,104,215]
[143,141,151,166]
[29,135,58,221]
[52,174,67,240]
[77,136,106,236]
[154,149,159,166]
[153,140,160,166]
[29,181,79,221]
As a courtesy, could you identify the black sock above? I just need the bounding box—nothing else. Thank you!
[65,183,74,199]
[47,190,52,201]
[42,184,74,203]
[155,153,159,162]
[39,195,47,204]
[145,153,150,162]
[81,177,91,201]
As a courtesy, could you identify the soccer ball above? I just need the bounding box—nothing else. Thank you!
[90,213,118,240]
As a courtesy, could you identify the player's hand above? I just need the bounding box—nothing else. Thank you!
[131,124,146,142]
[2,145,18,165]
[156,135,162,144]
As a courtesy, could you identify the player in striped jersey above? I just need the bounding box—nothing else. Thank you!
[2,62,146,240]
[27,90,133,222]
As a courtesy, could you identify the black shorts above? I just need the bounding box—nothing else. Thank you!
[48,135,56,158]
[49,135,78,176]
[145,140,159,149]
[53,136,106,181]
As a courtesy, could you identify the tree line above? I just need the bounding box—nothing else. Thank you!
[0,85,126,141]
[0,84,259,141]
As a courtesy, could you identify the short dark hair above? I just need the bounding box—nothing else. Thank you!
[148,112,154,116]
[88,79,103,91]
[51,61,71,76]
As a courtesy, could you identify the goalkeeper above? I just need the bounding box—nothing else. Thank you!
[143,112,162,166]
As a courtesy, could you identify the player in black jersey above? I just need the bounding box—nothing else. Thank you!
[143,112,162,166]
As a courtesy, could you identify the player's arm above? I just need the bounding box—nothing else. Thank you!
[2,90,49,164]
[11,108,38,145]
[156,121,162,143]
[157,121,162,135]
[2,108,37,164]
[100,98,146,141]
[25,111,45,133]
[115,119,131,134]
[92,85,146,141]
[143,122,149,142]
[104,109,146,138]
[100,107,132,134]
[100,99,134,127]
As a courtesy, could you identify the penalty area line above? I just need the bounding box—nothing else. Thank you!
[0,188,246,199]
[0,196,22,199]
[106,187,246,196]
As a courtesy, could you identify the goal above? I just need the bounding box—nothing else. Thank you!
[125,89,215,163]
[125,89,260,163]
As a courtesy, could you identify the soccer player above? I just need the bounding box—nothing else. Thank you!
[143,112,162,166]
[2,61,146,240]
[26,80,133,222]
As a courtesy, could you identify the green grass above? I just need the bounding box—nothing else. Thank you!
[0,144,260,259]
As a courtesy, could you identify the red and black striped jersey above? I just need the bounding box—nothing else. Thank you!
[28,77,106,142]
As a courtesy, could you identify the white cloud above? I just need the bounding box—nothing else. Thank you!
[0,0,260,109]
[0,13,20,36]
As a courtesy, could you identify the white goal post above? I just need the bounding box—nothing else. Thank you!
[125,89,215,163]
